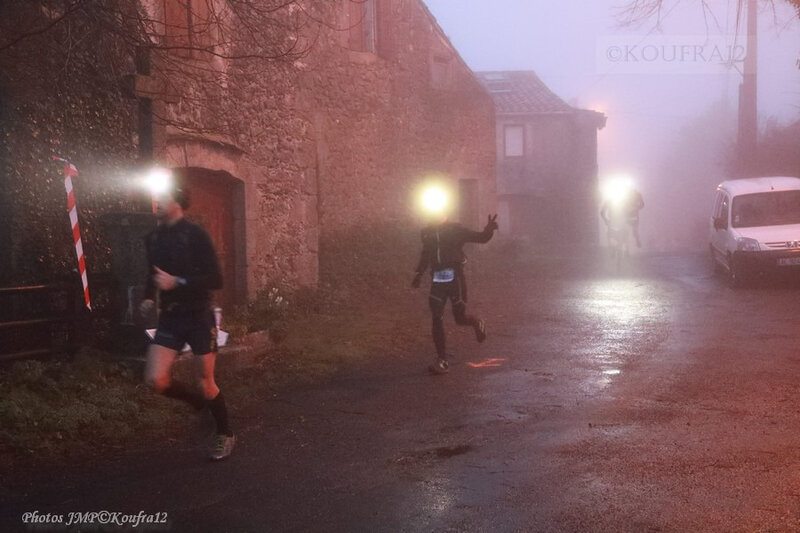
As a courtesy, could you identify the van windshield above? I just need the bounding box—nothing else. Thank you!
[731,190,800,228]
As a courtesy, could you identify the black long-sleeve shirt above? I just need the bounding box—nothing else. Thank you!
[414,221,494,276]
[144,218,223,312]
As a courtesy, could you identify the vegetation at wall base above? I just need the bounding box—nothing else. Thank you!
[0,276,419,470]
[0,226,518,473]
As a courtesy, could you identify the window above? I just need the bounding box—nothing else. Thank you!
[504,125,524,157]
[164,0,214,57]
[483,73,511,92]
[732,191,800,228]
[712,191,724,218]
[486,81,512,93]
[719,195,730,229]
[349,0,377,53]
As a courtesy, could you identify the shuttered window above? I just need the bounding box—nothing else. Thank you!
[163,0,214,58]
[348,0,376,53]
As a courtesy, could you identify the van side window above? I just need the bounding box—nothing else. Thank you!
[713,191,724,218]
[719,196,730,229]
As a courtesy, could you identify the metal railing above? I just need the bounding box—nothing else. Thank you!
[0,282,80,362]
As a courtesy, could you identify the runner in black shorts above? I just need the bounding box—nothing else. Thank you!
[139,174,234,460]
[412,214,498,374]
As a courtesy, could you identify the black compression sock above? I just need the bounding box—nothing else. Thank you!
[207,392,232,436]
[163,382,206,411]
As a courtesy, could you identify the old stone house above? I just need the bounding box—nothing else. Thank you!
[0,1,495,316]
[477,71,605,244]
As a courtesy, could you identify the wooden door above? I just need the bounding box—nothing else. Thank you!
[182,169,237,313]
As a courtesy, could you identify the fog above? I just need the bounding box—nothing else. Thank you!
[425,0,800,251]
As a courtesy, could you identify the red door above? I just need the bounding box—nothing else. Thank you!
[181,169,237,313]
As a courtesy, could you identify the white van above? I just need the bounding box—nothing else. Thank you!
[710,176,800,287]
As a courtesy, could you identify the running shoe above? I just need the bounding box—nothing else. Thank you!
[210,434,236,461]
[428,358,449,375]
[475,319,486,343]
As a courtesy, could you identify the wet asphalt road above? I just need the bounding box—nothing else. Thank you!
[3,251,800,532]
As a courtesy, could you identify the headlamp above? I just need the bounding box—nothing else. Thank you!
[601,175,634,206]
[736,237,760,252]
[415,179,455,220]
[144,167,173,196]
[420,185,449,215]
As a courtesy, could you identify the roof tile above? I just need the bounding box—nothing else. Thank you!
[477,71,573,114]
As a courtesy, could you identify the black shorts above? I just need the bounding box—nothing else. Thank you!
[153,308,217,355]
[428,272,468,315]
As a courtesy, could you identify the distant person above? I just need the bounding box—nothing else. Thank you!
[139,176,234,461]
[412,213,498,374]
[626,187,644,247]
[600,187,644,248]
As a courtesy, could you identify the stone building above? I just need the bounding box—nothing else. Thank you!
[0,1,495,313]
[477,71,605,244]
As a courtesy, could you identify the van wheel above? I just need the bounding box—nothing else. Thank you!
[727,254,744,288]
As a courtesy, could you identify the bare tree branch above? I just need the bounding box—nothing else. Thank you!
[617,0,799,30]
[0,0,362,140]
[0,0,87,51]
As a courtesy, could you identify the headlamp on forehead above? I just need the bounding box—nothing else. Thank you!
[416,180,455,220]
[601,175,635,207]
[144,167,173,196]
[421,186,449,214]
[141,167,190,210]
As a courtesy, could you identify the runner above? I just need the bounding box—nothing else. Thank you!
[139,174,234,460]
[412,213,498,374]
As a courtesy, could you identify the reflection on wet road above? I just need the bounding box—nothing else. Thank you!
[408,254,685,529]
[6,252,800,532]
[577,278,670,389]
[524,267,673,395]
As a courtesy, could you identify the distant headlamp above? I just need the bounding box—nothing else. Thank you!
[601,176,634,206]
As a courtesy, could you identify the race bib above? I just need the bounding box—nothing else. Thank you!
[432,268,455,283]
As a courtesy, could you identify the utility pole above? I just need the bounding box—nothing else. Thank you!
[737,0,758,175]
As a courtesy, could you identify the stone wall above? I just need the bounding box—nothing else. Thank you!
[1,0,495,303]
[155,0,495,295]
[0,2,140,285]
[303,1,496,285]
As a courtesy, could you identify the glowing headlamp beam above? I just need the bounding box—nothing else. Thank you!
[420,185,450,215]
[600,176,634,206]
[144,168,173,214]
[145,168,173,196]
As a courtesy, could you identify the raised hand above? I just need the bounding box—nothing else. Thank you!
[486,214,499,232]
